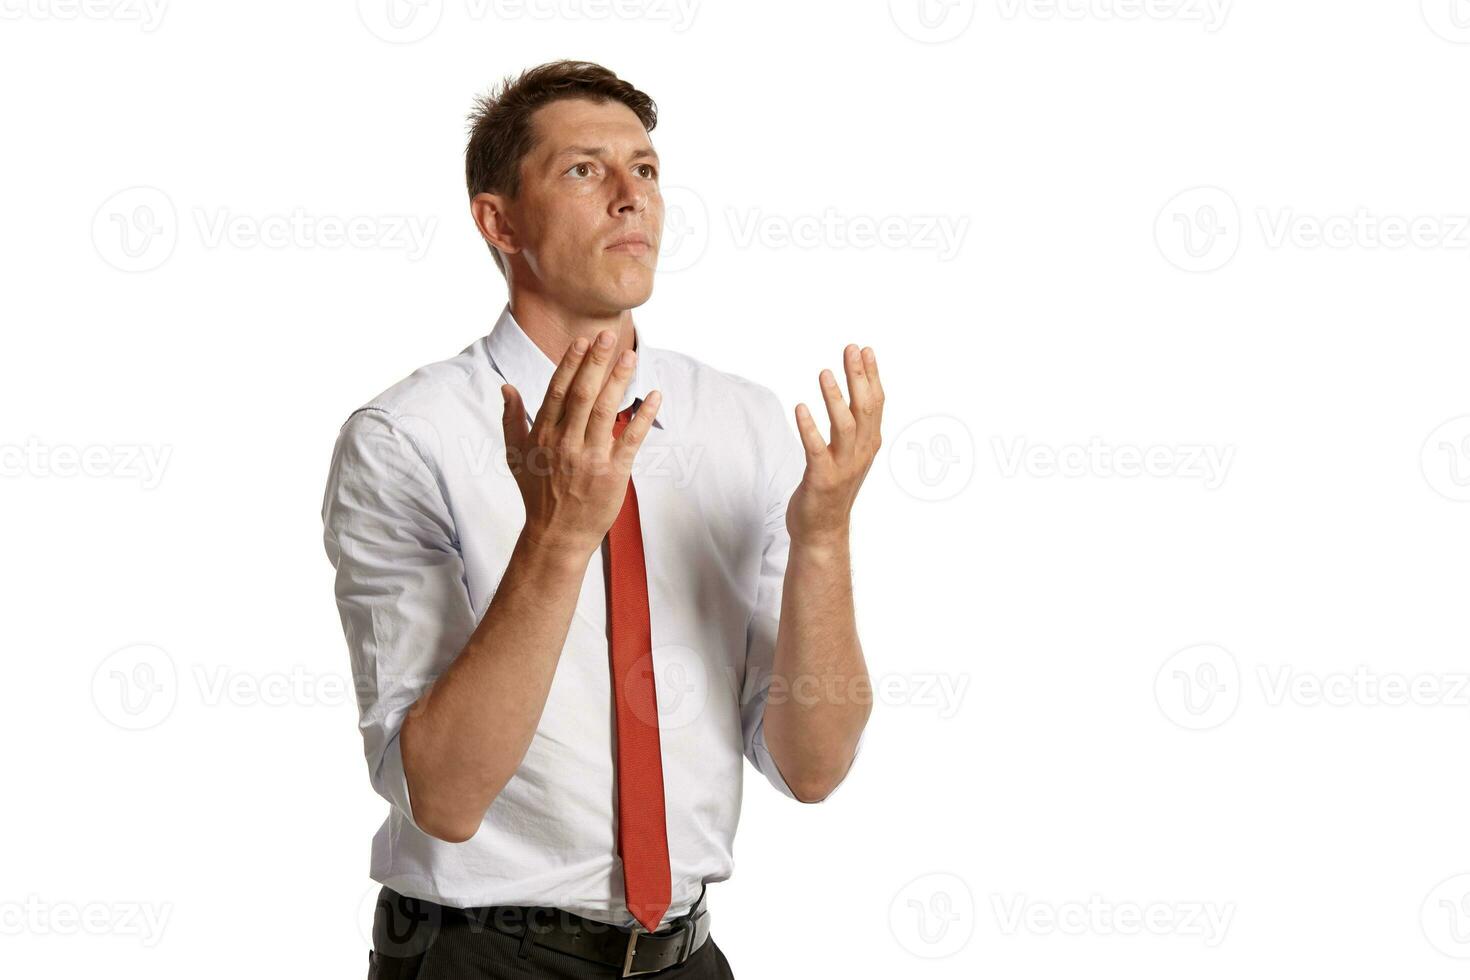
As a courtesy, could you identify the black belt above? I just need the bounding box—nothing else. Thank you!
[371,884,711,978]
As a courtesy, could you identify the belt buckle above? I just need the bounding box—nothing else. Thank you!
[621,926,652,977]
[620,918,694,977]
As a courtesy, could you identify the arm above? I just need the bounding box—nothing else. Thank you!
[761,344,884,803]
[324,331,658,844]
[401,331,660,842]
[396,525,590,842]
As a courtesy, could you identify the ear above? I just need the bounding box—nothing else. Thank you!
[471,192,520,257]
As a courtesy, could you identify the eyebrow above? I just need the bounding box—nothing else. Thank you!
[551,146,659,164]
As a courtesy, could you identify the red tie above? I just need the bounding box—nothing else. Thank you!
[607,406,672,934]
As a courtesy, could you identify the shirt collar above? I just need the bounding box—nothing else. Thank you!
[485,303,666,431]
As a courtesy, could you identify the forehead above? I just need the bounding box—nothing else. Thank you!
[527,98,654,160]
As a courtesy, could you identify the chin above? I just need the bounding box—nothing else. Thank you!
[602,272,656,311]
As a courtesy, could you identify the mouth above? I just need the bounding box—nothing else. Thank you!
[605,234,652,255]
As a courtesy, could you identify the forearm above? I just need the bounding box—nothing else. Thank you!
[399,526,591,842]
[761,534,872,803]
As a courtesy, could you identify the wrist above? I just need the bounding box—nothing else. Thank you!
[790,528,851,562]
[516,523,598,574]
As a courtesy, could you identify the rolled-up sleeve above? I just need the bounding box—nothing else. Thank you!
[740,389,867,803]
[321,407,478,832]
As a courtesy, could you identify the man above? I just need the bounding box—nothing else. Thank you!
[321,60,880,979]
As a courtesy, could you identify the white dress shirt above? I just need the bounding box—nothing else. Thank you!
[321,304,862,927]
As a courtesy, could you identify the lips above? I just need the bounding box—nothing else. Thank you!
[606,234,652,253]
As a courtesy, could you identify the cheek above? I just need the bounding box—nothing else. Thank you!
[552,199,605,264]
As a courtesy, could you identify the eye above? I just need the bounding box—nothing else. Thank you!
[566,162,595,178]
[636,163,658,180]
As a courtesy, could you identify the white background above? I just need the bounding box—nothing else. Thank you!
[3,1,1470,977]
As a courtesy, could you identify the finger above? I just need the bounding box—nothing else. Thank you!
[586,347,637,449]
[862,347,885,454]
[794,403,828,457]
[842,344,874,420]
[862,346,884,404]
[536,335,591,432]
[612,389,661,467]
[559,329,619,448]
[844,344,881,447]
[818,368,855,453]
[501,384,529,457]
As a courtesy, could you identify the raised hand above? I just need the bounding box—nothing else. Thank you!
[788,344,884,547]
[500,329,661,558]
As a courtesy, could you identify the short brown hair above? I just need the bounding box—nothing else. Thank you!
[465,60,658,275]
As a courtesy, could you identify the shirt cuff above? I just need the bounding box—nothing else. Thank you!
[373,725,427,834]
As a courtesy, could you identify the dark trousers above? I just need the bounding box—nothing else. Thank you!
[367,887,736,979]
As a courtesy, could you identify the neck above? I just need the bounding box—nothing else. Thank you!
[507,289,638,364]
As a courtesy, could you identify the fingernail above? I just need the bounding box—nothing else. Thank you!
[619,349,634,367]
[573,337,589,354]
[863,347,875,361]
[598,331,615,348]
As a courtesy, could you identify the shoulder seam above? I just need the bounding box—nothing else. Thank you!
[339,407,454,532]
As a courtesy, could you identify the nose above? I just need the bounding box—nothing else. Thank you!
[608,169,648,217]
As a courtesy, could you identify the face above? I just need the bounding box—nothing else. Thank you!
[476,98,663,315]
